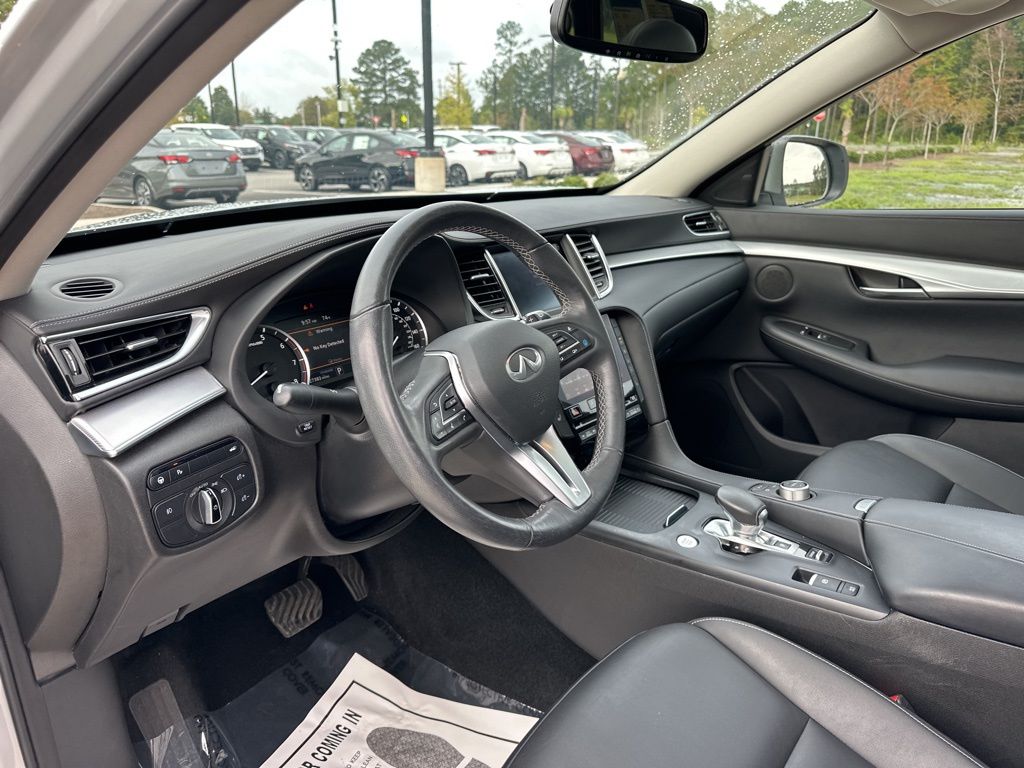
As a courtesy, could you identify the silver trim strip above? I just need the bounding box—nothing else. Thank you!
[40,308,212,401]
[857,286,929,298]
[68,367,225,458]
[426,350,591,509]
[462,249,522,321]
[737,241,1024,299]
[607,240,742,269]
[561,234,614,299]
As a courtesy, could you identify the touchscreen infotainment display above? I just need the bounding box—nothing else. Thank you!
[488,249,561,316]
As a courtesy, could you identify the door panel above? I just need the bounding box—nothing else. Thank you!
[670,209,1024,480]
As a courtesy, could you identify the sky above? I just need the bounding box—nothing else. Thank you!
[206,0,555,117]
[205,0,799,118]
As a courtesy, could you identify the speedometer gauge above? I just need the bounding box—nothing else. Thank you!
[246,325,309,400]
[390,298,428,355]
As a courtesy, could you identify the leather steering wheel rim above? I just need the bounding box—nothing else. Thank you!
[350,201,625,550]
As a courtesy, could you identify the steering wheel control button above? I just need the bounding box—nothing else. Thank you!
[544,323,595,365]
[778,479,812,501]
[152,494,186,529]
[428,380,473,442]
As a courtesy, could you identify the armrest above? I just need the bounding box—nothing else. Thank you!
[865,499,1024,647]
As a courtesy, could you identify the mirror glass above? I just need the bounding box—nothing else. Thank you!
[782,142,829,206]
[553,0,708,63]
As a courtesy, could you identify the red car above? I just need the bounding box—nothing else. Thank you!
[537,131,614,175]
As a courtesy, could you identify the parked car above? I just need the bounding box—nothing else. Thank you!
[485,131,574,179]
[169,123,264,171]
[293,129,428,192]
[238,125,317,169]
[536,131,615,175]
[291,126,342,146]
[578,130,651,173]
[419,130,518,185]
[98,129,246,207]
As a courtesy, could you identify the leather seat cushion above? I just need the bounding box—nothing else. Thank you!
[504,619,984,768]
[799,434,1024,514]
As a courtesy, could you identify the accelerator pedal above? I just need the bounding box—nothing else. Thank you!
[264,577,323,638]
[321,554,369,602]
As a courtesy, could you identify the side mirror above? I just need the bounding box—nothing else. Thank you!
[760,136,848,207]
[550,0,707,63]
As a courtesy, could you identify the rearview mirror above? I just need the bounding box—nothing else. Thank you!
[760,136,849,207]
[550,0,708,63]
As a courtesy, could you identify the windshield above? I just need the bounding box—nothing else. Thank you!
[69,0,870,232]
[204,127,243,140]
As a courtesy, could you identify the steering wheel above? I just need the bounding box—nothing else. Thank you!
[350,202,625,550]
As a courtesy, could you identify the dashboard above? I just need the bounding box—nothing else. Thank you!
[1,194,746,673]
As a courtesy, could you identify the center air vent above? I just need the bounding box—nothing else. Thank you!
[455,250,518,318]
[683,210,729,236]
[56,277,118,300]
[41,309,210,400]
[564,234,612,298]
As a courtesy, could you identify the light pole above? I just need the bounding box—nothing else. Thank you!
[491,71,498,125]
[450,60,466,126]
[230,61,240,126]
[330,0,343,126]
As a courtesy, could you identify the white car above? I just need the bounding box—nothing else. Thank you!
[422,130,518,185]
[486,132,574,179]
[578,131,651,173]
[170,123,264,171]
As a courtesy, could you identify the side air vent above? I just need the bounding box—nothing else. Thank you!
[683,210,729,236]
[56,277,118,300]
[564,234,613,298]
[41,309,211,400]
[455,250,519,318]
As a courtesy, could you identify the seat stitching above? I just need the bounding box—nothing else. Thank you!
[690,617,985,768]
[865,519,1024,566]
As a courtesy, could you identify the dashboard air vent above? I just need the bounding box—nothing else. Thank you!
[565,234,612,298]
[57,277,117,300]
[455,250,518,318]
[42,309,209,399]
[683,210,729,236]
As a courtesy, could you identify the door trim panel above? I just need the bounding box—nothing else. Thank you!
[737,240,1024,299]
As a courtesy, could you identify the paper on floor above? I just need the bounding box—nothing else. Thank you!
[259,653,538,768]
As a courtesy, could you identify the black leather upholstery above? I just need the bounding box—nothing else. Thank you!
[505,620,985,768]
[799,434,1024,514]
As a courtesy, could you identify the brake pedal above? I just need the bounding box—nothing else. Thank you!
[264,577,323,638]
[321,555,369,602]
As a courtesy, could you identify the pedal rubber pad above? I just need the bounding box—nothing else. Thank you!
[322,554,369,602]
[264,577,323,638]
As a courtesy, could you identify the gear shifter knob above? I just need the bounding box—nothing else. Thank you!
[716,486,767,539]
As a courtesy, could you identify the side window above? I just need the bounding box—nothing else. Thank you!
[351,134,372,151]
[326,135,352,153]
[256,129,268,141]
[783,17,1024,210]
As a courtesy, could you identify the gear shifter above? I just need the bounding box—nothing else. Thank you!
[716,486,767,540]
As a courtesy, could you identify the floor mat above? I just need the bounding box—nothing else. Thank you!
[131,611,539,768]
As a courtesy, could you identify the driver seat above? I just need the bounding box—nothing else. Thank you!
[504,619,984,768]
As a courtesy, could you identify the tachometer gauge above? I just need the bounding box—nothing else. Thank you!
[390,298,429,355]
[246,325,310,400]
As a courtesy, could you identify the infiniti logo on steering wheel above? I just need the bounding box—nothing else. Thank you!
[505,346,544,382]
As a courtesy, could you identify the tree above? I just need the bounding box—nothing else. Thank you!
[436,69,473,128]
[175,96,209,124]
[210,85,236,125]
[915,76,955,157]
[0,0,16,25]
[971,23,1022,143]
[251,107,278,124]
[352,40,421,128]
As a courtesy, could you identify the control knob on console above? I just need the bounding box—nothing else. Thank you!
[778,479,812,502]
[196,487,223,526]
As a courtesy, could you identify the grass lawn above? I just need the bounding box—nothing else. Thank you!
[824,150,1024,209]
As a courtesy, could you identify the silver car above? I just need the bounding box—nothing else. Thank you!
[98,129,247,207]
